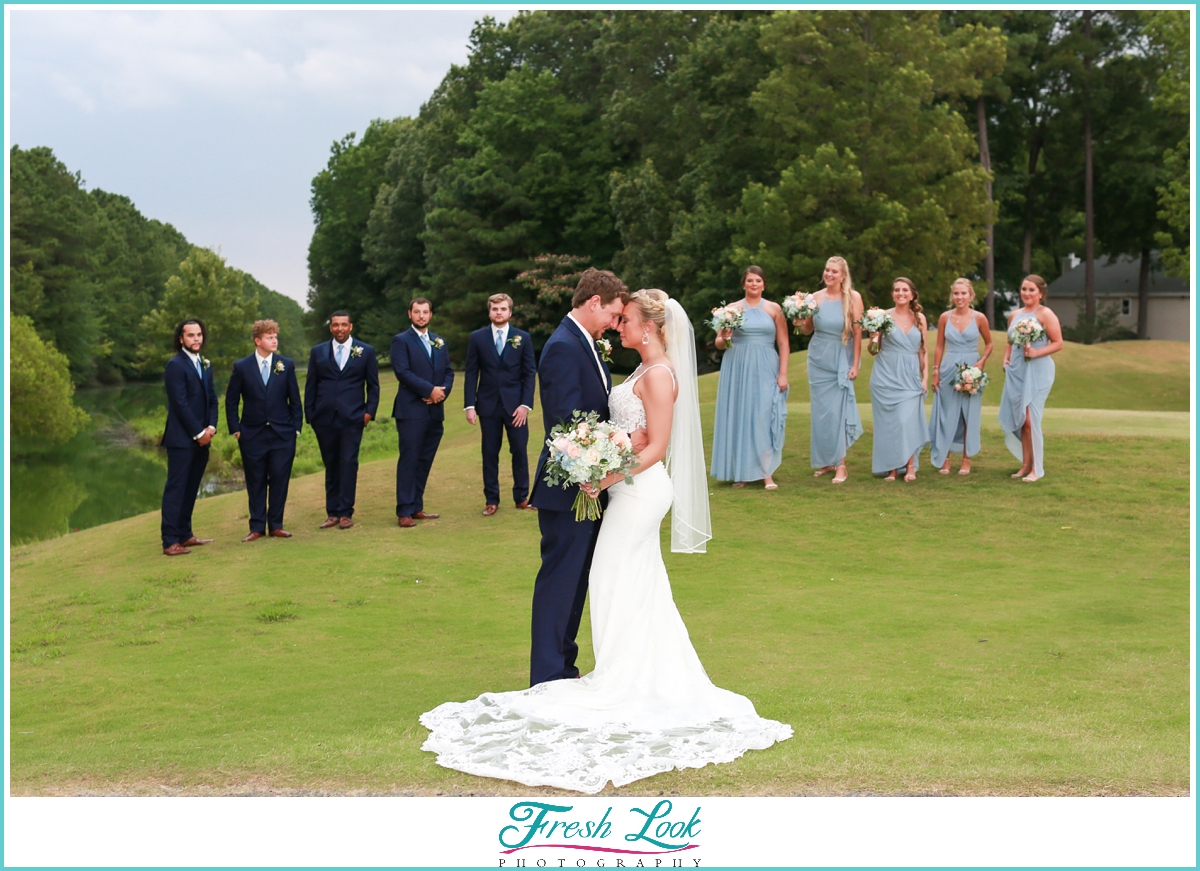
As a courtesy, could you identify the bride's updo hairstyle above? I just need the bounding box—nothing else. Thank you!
[630,288,670,350]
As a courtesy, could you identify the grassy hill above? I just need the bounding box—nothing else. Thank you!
[9,339,1191,796]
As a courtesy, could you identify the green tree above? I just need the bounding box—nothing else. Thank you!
[10,315,90,445]
[139,248,259,373]
[246,275,306,359]
[306,118,407,348]
[1143,10,1189,277]
[732,12,995,303]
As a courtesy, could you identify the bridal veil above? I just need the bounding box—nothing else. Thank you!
[663,298,712,554]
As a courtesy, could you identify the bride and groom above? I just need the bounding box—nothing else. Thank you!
[421,269,791,794]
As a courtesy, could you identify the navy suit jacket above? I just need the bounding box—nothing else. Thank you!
[390,328,454,421]
[463,325,536,418]
[225,353,303,440]
[304,339,381,428]
[529,316,612,512]
[161,351,219,448]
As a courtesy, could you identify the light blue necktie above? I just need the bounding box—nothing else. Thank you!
[194,357,203,380]
[495,330,505,356]
[421,333,432,359]
[260,356,270,386]
[335,343,345,369]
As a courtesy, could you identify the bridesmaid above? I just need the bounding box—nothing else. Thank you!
[710,265,790,489]
[867,277,929,481]
[797,256,863,484]
[929,278,993,475]
[999,274,1063,482]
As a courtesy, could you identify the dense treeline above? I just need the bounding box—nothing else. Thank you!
[9,145,305,388]
[307,10,1189,360]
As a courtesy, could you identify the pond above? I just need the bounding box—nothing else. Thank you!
[10,382,243,544]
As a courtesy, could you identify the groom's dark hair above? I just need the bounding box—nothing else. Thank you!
[174,318,206,352]
[571,268,628,309]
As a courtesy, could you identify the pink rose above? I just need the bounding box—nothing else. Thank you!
[566,444,582,458]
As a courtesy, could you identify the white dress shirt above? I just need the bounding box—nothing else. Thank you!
[332,335,354,370]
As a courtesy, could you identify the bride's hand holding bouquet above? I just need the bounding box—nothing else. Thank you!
[544,411,640,521]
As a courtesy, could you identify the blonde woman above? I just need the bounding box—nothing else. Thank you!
[867,278,929,481]
[929,278,993,475]
[797,256,863,484]
[999,275,1063,482]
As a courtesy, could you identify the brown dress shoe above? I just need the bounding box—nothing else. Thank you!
[338,517,353,529]
[482,504,498,516]
[319,516,340,529]
[182,536,213,546]
[397,516,416,528]
[413,511,439,520]
[242,531,265,542]
[269,528,293,538]
[515,500,536,511]
[163,543,191,556]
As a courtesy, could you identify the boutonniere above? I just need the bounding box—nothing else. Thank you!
[273,360,285,375]
[350,345,363,358]
[431,336,445,350]
[507,335,522,349]
[597,338,613,363]
[201,357,211,370]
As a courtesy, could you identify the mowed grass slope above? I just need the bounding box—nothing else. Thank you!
[9,340,1191,795]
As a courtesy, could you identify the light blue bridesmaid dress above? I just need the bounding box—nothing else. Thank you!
[929,316,984,468]
[710,303,788,482]
[807,300,862,468]
[998,310,1055,478]
[869,319,929,474]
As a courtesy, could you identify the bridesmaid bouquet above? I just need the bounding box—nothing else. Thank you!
[951,363,990,395]
[1009,318,1047,347]
[781,292,818,333]
[709,304,745,346]
[543,411,640,521]
[858,308,895,336]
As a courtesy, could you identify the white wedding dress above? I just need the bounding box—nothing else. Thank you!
[420,361,792,794]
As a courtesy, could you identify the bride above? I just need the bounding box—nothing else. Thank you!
[420,289,792,793]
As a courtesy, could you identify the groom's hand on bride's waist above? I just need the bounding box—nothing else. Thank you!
[630,428,649,453]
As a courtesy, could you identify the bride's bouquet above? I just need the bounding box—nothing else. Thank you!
[543,411,640,521]
[858,307,895,336]
[1009,318,1047,347]
[781,292,818,332]
[709,304,745,346]
[951,362,989,395]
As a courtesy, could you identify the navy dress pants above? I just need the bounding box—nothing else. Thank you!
[314,423,365,517]
[529,506,603,686]
[240,427,296,533]
[480,413,530,505]
[396,417,443,517]
[161,443,210,548]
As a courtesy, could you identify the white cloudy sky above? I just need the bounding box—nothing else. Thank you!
[7,7,517,307]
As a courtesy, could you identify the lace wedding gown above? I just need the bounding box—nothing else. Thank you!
[419,366,792,794]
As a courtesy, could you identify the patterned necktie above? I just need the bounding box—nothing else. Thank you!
[335,343,345,369]
[261,356,270,386]
[495,330,505,356]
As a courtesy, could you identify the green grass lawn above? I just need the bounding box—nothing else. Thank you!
[9,342,1191,796]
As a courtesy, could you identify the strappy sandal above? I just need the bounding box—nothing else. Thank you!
[831,465,848,484]
[813,466,835,478]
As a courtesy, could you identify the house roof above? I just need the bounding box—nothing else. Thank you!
[1048,253,1191,299]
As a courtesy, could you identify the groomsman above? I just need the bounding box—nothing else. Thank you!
[226,319,303,541]
[159,318,219,556]
[304,310,380,529]
[463,293,537,515]
[391,297,454,528]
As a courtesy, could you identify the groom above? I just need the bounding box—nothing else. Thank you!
[528,268,631,686]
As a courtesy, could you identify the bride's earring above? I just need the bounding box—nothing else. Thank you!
[641,331,650,345]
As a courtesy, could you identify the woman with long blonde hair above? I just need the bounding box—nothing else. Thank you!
[796,256,863,483]
[929,278,993,474]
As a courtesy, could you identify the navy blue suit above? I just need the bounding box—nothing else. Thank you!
[304,339,380,518]
[391,327,454,517]
[528,316,612,686]
[226,353,303,534]
[160,350,219,549]
[464,325,537,505]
